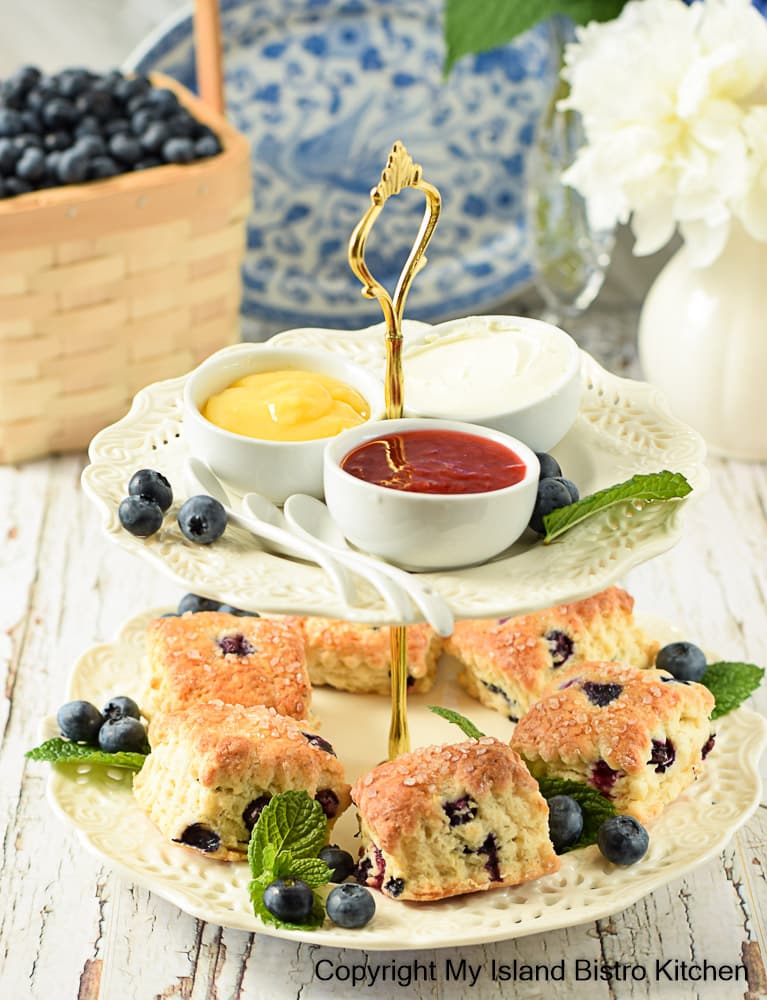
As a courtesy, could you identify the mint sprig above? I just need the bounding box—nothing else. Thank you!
[536,776,616,851]
[543,471,692,543]
[444,0,626,73]
[428,706,485,740]
[247,790,332,931]
[25,737,147,771]
[700,661,764,720]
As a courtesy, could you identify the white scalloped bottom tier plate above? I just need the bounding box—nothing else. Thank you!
[43,609,766,950]
[82,322,708,624]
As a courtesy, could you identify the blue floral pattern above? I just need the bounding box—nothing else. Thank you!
[131,0,552,330]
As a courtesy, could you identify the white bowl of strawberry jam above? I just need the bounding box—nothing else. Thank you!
[323,418,540,571]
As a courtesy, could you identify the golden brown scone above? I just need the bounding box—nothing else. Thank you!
[144,612,311,720]
[296,617,442,694]
[444,586,658,722]
[134,701,351,860]
[511,661,715,824]
[351,738,559,901]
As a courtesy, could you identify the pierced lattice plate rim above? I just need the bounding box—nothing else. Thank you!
[41,608,766,950]
[81,322,709,623]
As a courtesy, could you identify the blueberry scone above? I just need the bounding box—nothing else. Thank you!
[351,738,559,900]
[444,587,658,722]
[296,617,442,695]
[144,612,311,720]
[133,701,351,860]
[511,661,716,824]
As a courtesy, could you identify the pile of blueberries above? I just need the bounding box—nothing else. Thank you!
[0,66,222,199]
[57,695,149,754]
[118,468,227,545]
[529,451,579,535]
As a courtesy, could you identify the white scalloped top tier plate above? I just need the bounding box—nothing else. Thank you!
[44,609,766,949]
[83,321,707,623]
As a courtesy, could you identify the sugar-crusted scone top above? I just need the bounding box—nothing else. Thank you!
[145,611,311,720]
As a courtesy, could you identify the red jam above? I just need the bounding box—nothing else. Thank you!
[340,429,526,495]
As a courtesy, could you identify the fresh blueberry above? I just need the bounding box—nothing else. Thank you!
[217,604,259,617]
[175,824,220,853]
[144,88,180,114]
[166,112,196,138]
[102,696,141,723]
[57,700,104,744]
[20,109,42,133]
[655,641,707,682]
[0,138,18,173]
[319,845,356,883]
[597,815,649,865]
[109,133,142,165]
[301,732,336,756]
[217,633,254,656]
[534,452,562,479]
[195,135,222,158]
[326,883,376,928]
[73,116,102,138]
[13,132,43,152]
[547,795,584,852]
[98,716,148,753]
[89,156,120,180]
[262,878,314,924]
[43,130,72,152]
[72,134,107,158]
[162,137,194,164]
[648,738,675,773]
[315,788,339,818]
[554,477,580,502]
[0,109,23,137]
[529,478,574,535]
[4,177,32,196]
[177,495,227,544]
[56,148,88,184]
[114,76,151,103]
[583,682,623,707]
[118,495,163,537]
[41,98,77,130]
[130,108,155,136]
[242,794,272,831]
[140,122,170,154]
[15,147,46,182]
[177,593,220,614]
[133,158,162,171]
[76,87,114,120]
[56,69,91,100]
[128,468,173,512]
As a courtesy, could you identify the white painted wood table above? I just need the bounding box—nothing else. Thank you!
[1,5,767,999]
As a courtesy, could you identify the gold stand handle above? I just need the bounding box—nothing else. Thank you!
[347,141,442,759]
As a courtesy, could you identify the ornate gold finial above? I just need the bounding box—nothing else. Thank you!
[371,141,423,205]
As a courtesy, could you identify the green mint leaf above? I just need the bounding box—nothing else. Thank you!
[25,737,147,771]
[249,790,327,876]
[288,857,334,889]
[543,471,692,543]
[427,706,485,739]
[444,1,626,73]
[701,661,764,720]
[536,776,616,850]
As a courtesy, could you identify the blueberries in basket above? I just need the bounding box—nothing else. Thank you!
[102,696,141,723]
[128,468,173,512]
[177,495,227,544]
[0,65,224,199]
[319,845,356,883]
[597,815,649,865]
[655,641,707,682]
[263,878,315,924]
[57,700,104,744]
[98,715,149,754]
[177,593,220,615]
[529,477,575,535]
[326,883,376,928]
[534,451,562,480]
[547,795,584,853]
[119,495,164,537]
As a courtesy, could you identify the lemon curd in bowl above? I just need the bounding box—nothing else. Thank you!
[183,345,384,503]
[202,369,370,442]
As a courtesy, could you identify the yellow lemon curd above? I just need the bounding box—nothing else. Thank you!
[202,369,370,442]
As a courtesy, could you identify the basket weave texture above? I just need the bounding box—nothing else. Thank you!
[0,74,251,463]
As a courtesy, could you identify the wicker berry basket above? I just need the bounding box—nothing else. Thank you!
[0,72,251,464]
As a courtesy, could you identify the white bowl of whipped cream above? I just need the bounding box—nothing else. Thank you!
[402,315,582,453]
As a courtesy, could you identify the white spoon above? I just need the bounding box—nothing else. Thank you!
[242,492,414,624]
[282,494,455,636]
[185,459,357,608]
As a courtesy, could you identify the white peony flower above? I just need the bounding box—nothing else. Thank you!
[561,0,767,266]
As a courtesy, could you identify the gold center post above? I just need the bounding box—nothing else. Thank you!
[348,141,442,759]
